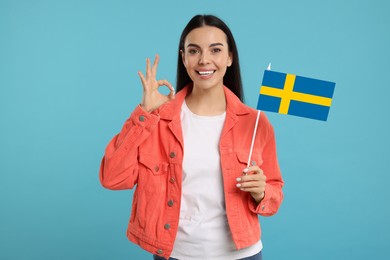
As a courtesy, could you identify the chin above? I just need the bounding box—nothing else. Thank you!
[193,81,223,91]
[190,77,224,91]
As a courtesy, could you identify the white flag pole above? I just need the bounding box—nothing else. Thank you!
[246,63,272,169]
[247,110,261,168]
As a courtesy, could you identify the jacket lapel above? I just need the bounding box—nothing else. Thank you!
[221,87,250,140]
[158,87,189,149]
[157,85,250,150]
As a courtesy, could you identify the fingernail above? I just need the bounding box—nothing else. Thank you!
[236,183,241,187]
[236,177,241,182]
[243,168,249,173]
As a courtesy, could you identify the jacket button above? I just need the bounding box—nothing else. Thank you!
[164,223,171,230]
[169,177,175,183]
[154,166,159,172]
[169,152,176,158]
[167,200,174,207]
[139,115,145,122]
[156,249,163,255]
[261,205,265,211]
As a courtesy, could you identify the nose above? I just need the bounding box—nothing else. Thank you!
[199,52,210,65]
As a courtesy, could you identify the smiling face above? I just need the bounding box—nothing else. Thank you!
[181,26,233,92]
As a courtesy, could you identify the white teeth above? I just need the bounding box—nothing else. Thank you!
[198,70,214,75]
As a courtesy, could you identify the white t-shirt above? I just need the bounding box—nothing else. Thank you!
[170,101,262,260]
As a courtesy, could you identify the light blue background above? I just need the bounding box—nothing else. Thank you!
[1,0,389,259]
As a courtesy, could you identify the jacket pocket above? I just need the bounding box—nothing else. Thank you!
[236,152,263,168]
[139,153,169,176]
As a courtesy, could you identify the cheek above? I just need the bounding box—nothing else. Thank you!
[183,56,195,69]
[216,56,231,67]
[183,59,196,78]
[182,57,188,68]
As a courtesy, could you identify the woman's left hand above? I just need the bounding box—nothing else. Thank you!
[236,165,266,204]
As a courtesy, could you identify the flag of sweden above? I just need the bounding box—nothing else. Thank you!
[257,70,335,121]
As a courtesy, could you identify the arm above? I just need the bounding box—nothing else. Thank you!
[237,122,284,216]
[99,106,160,190]
[99,54,175,190]
[250,125,284,216]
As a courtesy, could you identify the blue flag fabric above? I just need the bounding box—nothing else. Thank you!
[257,70,335,121]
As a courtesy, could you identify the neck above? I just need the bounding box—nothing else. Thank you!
[185,84,226,116]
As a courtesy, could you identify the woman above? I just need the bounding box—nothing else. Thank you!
[99,14,284,260]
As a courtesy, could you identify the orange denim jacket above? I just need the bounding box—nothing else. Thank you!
[99,85,284,259]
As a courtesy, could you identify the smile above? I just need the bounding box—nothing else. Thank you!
[197,70,215,76]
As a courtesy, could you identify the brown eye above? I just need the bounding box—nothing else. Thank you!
[188,49,199,54]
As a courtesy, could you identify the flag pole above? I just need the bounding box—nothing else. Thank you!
[247,110,261,168]
[246,63,271,169]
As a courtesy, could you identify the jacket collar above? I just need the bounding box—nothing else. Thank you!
[158,84,250,121]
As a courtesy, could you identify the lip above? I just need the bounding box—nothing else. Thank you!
[196,70,216,79]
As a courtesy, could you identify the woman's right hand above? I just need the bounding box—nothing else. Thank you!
[138,54,175,112]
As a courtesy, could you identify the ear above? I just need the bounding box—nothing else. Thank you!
[227,52,233,67]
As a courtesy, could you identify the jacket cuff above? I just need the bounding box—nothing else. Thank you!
[248,184,270,214]
[130,105,160,131]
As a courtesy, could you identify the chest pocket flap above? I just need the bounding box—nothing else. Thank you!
[236,152,263,167]
[139,153,169,176]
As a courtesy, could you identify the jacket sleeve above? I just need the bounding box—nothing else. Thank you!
[99,105,160,190]
[248,121,284,216]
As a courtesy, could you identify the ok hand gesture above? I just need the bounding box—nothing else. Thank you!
[138,54,175,112]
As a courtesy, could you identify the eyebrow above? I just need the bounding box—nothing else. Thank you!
[186,43,224,48]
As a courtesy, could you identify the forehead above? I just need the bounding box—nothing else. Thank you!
[184,26,228,46]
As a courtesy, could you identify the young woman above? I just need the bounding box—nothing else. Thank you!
[99,14,284,260]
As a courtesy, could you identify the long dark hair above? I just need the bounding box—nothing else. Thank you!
[176,14,244,101]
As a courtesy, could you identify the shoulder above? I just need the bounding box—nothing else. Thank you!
[227,93,272,128]
[235,102,275,142]
[155,86,188,119]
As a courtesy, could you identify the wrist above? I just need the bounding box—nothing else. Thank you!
[140,103,153,113]
[252,191,265,204]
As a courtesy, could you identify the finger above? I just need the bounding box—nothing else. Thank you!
[237,182,265,193]
[165,80,175,93]
[156,79,175,97]
[145,57,151,78]
[239,174,261,182]
[138,71,146,89]
[165,81,175,94]
[156,79,171,87]
[243,166,263,175]
[247,165,262,173]
[168,84,175,99]
[238,180,265,188]
[239,173,266,182]
[239,187,264,193]
[151,54,159,78]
